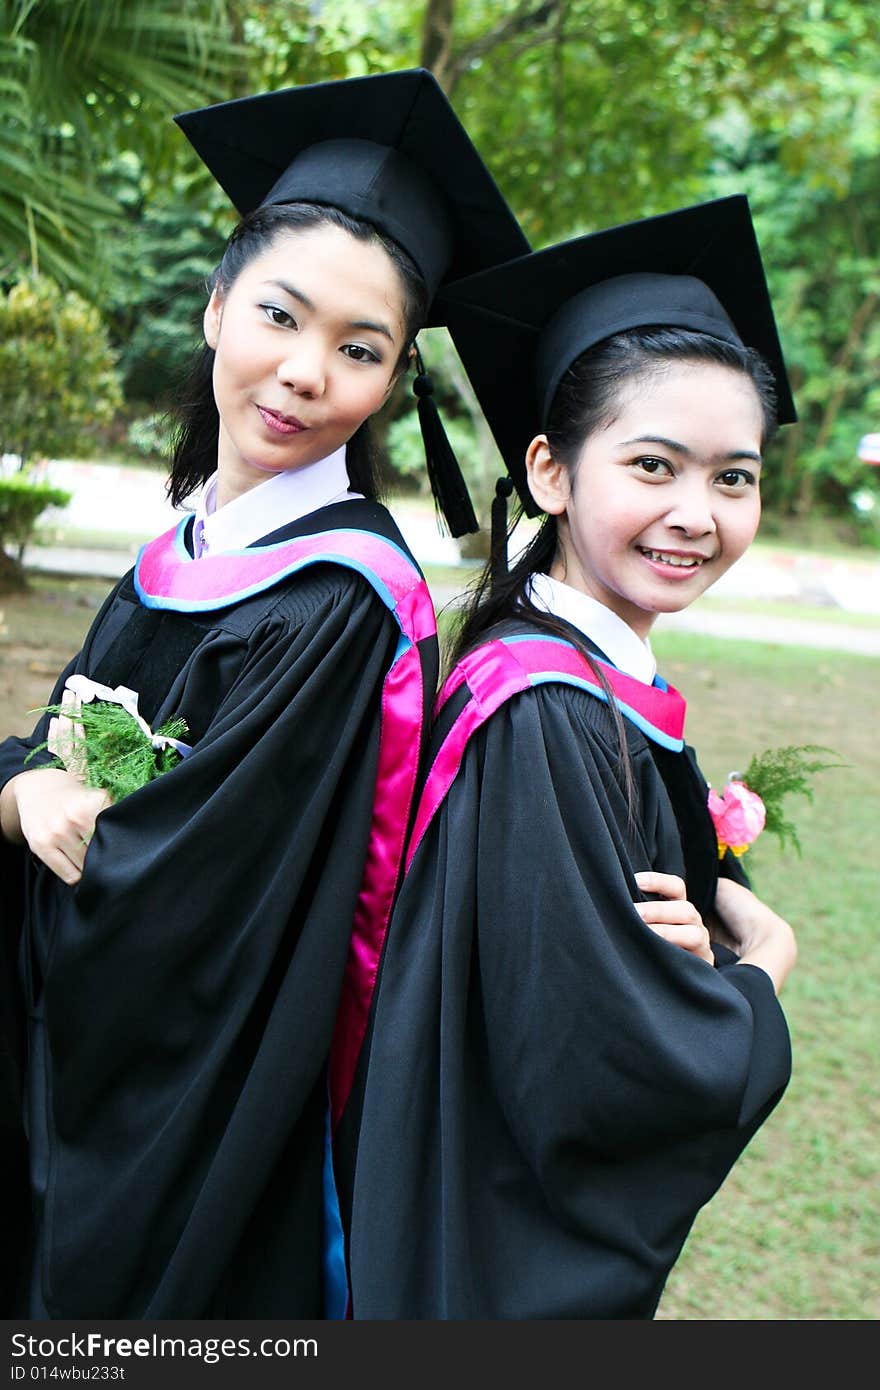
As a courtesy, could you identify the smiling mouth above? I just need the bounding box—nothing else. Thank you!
[638,547,708,568]
[257,406,307,434]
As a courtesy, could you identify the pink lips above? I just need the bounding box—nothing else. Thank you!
[257,405,306,435]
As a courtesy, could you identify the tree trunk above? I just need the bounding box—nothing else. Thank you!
[420,0,456,89]
[0,547,27,594]
[796,291,877,516]
[226,0,256,98]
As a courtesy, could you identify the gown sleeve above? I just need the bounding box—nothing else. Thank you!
[3,566,404,1316]
[473,686,789,1156]
[350,680,791,1319]
[0,643,88,1314]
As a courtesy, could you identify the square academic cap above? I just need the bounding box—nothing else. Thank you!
[438,195,796,514]
[174,67,529,323]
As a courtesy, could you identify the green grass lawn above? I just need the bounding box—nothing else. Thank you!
[1,581,877,1319]
[427,606,878,1318]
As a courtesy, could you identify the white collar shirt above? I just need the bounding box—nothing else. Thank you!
[191,446,360,558]
[526,572,657,684]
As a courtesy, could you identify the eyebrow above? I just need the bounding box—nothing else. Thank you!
[267,279,396,344]
[617,434,763,464]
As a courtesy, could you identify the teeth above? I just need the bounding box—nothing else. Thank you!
[641,549,702,567]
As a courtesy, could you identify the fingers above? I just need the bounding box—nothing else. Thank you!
[634,870,687,901]
[14,770,111,886]
[642,920,714,964]
[633,872,713,963]
[22,812,90,884]
[40,840,86,887]
[632,898,703,929]
[47,692,87,779]
[24,811,95,883]
[633,872,702,929]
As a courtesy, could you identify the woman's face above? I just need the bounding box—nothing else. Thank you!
[204,223,409,497]
[527,361,765,638]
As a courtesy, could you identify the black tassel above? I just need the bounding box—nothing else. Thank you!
[413,346,479,538]
[490,475,514,590]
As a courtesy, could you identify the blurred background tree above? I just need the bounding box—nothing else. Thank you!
[0,273,121,468]
[1,0,877,542]
[0,272,118,586]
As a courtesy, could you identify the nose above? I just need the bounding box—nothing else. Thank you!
[276,339,326,399]
[663,476,717,538]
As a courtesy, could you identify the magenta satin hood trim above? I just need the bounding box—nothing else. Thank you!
[408,635,687,872]
[135,520,433,638]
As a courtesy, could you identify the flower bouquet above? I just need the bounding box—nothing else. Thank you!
[708,744,843,860]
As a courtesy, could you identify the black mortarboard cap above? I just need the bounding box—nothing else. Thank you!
[438,195,796,515]
[174,67,529,321]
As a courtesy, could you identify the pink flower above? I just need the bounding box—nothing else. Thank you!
[708,780,766,857]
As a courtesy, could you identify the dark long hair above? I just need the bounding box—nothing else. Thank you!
[449,327,779,807]
[166,203,429,508]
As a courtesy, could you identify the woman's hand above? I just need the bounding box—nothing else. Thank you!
[712,876,797,995]
[633,870,714,964]
[46,687,88,778]
[1,768,112,886]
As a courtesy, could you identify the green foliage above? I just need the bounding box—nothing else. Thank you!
[28,699,189,802]
[235,0,416,91]
[0,475,71,557]
[706,73,880,519]
[741,743,845,856]
[0,274,122,466]
[440,0,880,528]
[848,484,880,548]
[387,408,479,490]
[4,0,878,533]
[125,413,174,461]
[0,0,240,291]
[352,0,879,532]
[428,0,808,240]
[106,160,227,404]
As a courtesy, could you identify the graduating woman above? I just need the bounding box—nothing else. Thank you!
[349,197,798,1319]
[0,69,528,1318]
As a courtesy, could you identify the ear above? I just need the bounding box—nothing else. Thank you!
[203,287,224,350]
[525,435,570,515]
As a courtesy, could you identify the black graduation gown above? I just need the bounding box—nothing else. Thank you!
[0,498,437,1319]
[348,618,792,1320]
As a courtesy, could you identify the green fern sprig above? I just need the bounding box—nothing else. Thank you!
[738,744,844,856]
[26,700,189,802]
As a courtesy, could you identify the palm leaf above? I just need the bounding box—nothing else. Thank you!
[1,1,241,288]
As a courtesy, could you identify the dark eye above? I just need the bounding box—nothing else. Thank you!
[635,456,673,477]
[717,468,757,489]
[342,343,381,364]
[262,304,295,328]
